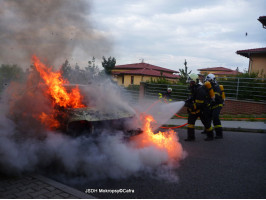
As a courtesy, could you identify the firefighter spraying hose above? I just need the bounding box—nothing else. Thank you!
[184,73,214,141]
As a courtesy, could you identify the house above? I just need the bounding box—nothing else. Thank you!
[236,48,266,77]
[112,62,179,87]
[258,16,266,29]
[198,67,240,78]
[236,16,266,77]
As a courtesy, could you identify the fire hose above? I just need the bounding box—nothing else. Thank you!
[146,99,266,130]
[144,99,188,130]
[160,123,188,129]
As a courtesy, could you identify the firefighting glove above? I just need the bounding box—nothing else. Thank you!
[184,99,191,107]
[210,99,216,107]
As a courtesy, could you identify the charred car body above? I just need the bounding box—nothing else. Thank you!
[54,84,143,138]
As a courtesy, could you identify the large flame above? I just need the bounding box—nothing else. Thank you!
[32,55,85,129]
[133,114,183,164]
[32,55,85,108]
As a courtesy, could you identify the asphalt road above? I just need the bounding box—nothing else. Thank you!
[52,130,266,199]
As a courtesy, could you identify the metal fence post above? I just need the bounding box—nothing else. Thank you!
[137,78,265,103]
[236,78,239,100]
[139,82,145,101]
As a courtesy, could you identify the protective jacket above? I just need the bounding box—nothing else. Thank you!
[210,82,225,138]
[158,91,172,102]
[211,83,224,109]
[184,82,214,141]
[185,83,213,112]
[185,83,201,114]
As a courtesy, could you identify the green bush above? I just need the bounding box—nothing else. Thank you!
[127,84,140,91]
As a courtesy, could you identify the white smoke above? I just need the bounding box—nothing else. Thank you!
[79,77,136,115]
[134,99,185,131]
[0,0,111,68]
[0,0,187,184]
[0,79,186,182]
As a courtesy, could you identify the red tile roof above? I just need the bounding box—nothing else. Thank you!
[236,47,266,58]
[213,71,240,75]
[198,67,234,72]
[114,63,179,73]
[113,68,180,79]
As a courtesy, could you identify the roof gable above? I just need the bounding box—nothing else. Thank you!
[112,68,179,79]
[258,16,266,28]
[213,71,240,75]
[236,47,266,58]
[114,62,178,73]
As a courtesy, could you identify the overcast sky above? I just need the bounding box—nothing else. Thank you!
[90,0,266,73]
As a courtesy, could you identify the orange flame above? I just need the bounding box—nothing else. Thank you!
[32,55,85,129]
[32,55,85,108]
[39,112,61,129]
[133,114,183,164]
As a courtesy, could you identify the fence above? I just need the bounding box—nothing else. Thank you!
[141,77,266,103]
[216,77,266,102]
[144,83,188,100]
[123,86,140,104]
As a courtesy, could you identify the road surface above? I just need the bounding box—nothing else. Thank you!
[50,129,266,199]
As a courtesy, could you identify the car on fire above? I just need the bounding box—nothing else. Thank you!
[55,85,143,138]
[29,56,143,138]
[63,106,142,137]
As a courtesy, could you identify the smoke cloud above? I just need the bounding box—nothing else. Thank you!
[0,0,186,183]
[0,0,111,67]
[0,67,186,182]
[135,100,185,131]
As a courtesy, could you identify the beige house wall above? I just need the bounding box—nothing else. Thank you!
[116,75,135,87]
[115,75,177,87]
[249,55,266,77]
[117,75,156,87]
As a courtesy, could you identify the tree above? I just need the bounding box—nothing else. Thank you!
[0,64,25,93]
[83,57,100,82]
[85,57,99,77]
[60,60,72,81]
[178,59,192,84]
[102,56,116,75]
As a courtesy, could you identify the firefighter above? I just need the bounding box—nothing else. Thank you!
[184,73,214,141]
[158,87,173,102]
[205,74,224,139]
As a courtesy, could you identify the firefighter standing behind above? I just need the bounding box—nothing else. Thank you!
[158,87,173,102]
[205,74,225,139]
[184,74,214,141]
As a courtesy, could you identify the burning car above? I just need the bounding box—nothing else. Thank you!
[30,56,142,137]
[56,100,142,137]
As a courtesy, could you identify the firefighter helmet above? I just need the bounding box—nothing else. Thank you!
[187,73,199,83]
[205,73,216,83]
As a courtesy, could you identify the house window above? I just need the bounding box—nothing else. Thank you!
[122,75,124,84]
[131,76,134,84]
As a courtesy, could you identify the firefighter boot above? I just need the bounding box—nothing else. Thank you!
[204,130,214,141]
[215,127,223,139]
[185,128,195,141]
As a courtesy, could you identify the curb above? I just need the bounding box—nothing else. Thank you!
[162,125,266,133]
[221,127,266,133]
